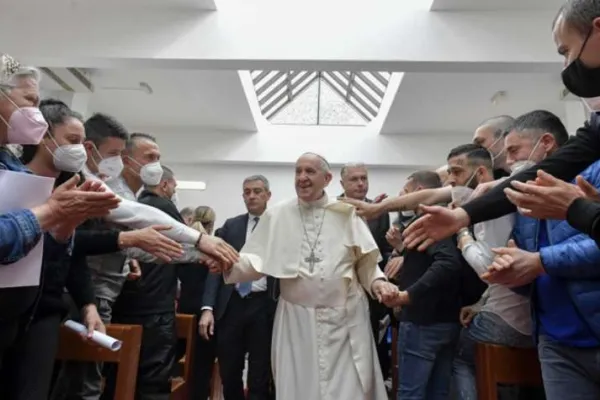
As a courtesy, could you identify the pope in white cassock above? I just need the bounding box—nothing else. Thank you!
[220,153,400,400]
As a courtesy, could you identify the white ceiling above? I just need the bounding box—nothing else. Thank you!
[430,0,564,11]
[380,72,567,135]
[61,69,257,132]
[3,0,217,9]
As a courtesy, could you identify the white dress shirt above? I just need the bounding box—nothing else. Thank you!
[246,214,267,292]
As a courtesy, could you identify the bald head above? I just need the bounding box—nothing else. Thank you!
[473,115,515,172]
[295,152,333,202]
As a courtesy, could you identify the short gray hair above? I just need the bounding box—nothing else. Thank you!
[477,115,515,138]
[300,152,331,173]
[243,174,270,191]
[180,207,194,218]
[0,68,41,95]
[341,162,367,178]
[556,1,600,35]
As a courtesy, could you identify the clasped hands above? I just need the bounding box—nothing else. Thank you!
[479,239,544,288]
[372,279,409,308]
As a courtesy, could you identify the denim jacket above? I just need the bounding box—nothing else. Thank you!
[0,147,43,265]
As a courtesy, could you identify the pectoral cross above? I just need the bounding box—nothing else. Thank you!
[304,250,322,273]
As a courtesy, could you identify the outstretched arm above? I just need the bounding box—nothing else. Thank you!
[82,171,200,245]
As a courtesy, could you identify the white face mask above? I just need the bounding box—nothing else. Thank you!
[451,185,474,206]
[487,135,505,169]
[98,156,124,179]
[48,137,88,173]
[509,137,543,175]
[171,191,179,207]
[140,161,163,186]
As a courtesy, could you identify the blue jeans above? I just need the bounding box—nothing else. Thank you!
[538,335,600,400]
[397,321,460,400]
[452,312,535,400]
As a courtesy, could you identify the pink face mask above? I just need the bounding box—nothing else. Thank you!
[4,107,48,145]
[0,89,48,145]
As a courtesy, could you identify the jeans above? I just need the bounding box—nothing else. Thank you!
[453,312,536,400]
[538,335,600,400]
[397,321,460,400]
[51,297,113,400]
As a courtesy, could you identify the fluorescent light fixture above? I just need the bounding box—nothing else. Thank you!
[177,180,207,190]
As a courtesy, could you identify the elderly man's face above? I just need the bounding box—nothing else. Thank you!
[295,154,332,202]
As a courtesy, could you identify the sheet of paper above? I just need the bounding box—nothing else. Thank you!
[64,320,123,351]
[0,169,55,288]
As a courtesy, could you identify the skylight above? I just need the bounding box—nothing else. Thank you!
[250,71,391,126]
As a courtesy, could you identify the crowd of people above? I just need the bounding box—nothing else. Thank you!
[2,1,600,399]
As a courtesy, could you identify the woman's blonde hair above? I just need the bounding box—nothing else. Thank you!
[193,206,216,234]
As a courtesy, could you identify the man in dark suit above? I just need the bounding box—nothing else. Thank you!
[339,162,393,380]
[200,175,278,400]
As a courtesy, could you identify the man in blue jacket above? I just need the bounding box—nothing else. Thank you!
[485,110,600,400]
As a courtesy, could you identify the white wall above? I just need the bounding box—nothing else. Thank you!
[170,162,415,228]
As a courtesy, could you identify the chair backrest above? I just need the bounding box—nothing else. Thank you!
[171,313,197,400]
[475,342,543,400]
[56,324,142,400]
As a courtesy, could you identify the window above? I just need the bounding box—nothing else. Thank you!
[251,71,391,126]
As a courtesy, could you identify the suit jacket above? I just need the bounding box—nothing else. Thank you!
[202,213,279,321]
[339,195,393,269]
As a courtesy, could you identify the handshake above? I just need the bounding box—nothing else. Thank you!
[196,235,239,273]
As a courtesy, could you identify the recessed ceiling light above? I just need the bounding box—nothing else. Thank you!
[177,180,207,190]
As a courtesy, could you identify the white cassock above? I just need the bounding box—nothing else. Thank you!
[225,194,388,400]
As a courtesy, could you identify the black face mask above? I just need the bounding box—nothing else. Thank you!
[561,29,600,98]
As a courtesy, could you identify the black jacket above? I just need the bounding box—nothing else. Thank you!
[397,218,465,325]
[113,190,181,316]
[567,197,600,247]
[202,213,278,321]
[464,115,600,246]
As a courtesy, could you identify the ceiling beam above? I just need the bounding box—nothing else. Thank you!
[2,2,561,73]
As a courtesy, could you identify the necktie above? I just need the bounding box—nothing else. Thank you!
[237,216,260,298]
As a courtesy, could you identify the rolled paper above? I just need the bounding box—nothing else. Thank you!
[64,320,122,352]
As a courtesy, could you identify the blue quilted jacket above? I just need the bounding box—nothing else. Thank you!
[512,160,600,342]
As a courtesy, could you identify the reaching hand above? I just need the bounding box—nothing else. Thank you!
[402,205,470,251]
[341,197,385,220]
[197,235,239,266]
[47,175,121,224]
[385,226,403,250]
[372,280,403,307]
[480,239,544,288]
[373,193,388,204]
[384,256,404,279]
[119,225,183,262]
[505,170,587,220]
[199,254,225,274]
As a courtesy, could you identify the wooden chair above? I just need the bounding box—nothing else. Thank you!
[171,313,197,400]
[475,342,543,400]
[56,324,142,400]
